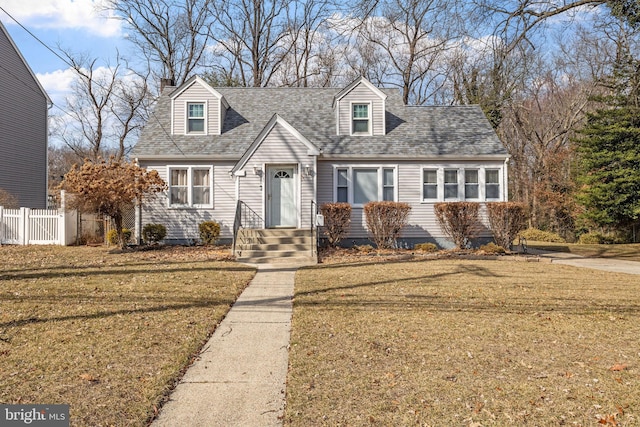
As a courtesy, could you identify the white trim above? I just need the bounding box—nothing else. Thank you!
[332,164,398,207]
[231,114,319,174]
[333,76,388,106]
[266,165,298,228]
[350,101,372,136]
[420,166,505,203]
[167,165,214,209]
[185,100,208,135]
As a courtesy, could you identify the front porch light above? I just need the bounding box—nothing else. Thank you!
[304,164,311,177]
[253,164,261,175]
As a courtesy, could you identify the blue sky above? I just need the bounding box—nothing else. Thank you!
[1,0,127,106]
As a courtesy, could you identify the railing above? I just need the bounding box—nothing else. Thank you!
[310,200,319,258]
[232,200,264,256]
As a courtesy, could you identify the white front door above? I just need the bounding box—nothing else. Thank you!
[267,166,297,227]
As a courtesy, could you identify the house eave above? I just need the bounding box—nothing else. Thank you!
[134,154,240,162]
[319,154,509,161]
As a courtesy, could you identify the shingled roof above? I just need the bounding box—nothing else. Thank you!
[132,84,507,159]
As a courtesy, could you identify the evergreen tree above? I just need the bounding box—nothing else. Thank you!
[575,21,640,239]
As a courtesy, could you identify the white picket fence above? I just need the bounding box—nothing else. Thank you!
[0,206,77,246]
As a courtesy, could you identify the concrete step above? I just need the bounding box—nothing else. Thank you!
[237,243,311,252]
[235,228,317,264]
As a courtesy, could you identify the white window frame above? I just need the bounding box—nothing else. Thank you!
[422,168,439,201]
[485,169,501,200]
[350,102,372,136]
[464,169,480,200]
[167,165,214,208]
[421,166,503,202]
[185,101,207,135]
[444,169,460,201]
[333,165,398,207]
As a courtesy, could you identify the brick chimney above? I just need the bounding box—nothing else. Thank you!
[160,78,175,92]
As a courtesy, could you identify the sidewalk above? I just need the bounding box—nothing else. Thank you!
[151,263,301,426]
[527,248,640,275]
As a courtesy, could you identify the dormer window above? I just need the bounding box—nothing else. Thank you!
[187,102,205,133]
[352,103,370,135]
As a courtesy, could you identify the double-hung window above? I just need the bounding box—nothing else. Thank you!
[335,166,396,205]
[168,166,213,208]
[336,168,348,203]
[485,169,500,199]
[187,102,205,133]
[352,103,370,134]
[444,169,459,200]
[465,170,479,199]
[423,169,438,200]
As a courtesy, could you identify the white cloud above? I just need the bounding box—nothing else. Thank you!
[36,68,77,106]
[1,0,121,37]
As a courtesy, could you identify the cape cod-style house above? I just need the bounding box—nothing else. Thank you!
[132,76,508,262]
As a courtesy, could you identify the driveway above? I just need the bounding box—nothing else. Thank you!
[528,248,640,275]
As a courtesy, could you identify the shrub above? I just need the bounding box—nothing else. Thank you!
[107,228,131,246]
[0,188,19,209]
[518,228,566,243]
[363,202,412,249]
[578,232,622,244]
[415,242,438,253]
[434,202,481,249]
[199,221,221,245]
[354,244,374,253]
[142,223,167,245]
[486,202,527,250]
[479,242,506,254]
[320,202,352,247]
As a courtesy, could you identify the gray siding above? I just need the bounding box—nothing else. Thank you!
[337,83,385,136]
[237,122,316,228]
[172,82,221,135]
[141,160,237,240]
[317,159,505,245]
[0,24,48,208]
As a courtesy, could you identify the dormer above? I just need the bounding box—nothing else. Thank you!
[170,76,229,136]
[333,76,387,136]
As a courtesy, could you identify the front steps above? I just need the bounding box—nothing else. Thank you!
[235,228,317,264]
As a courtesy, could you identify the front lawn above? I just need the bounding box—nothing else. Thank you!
[0,245,254,426]
[287,259,640,426]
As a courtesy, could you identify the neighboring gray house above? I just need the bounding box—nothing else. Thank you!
[0,20,51,208]
[132,76,508,259]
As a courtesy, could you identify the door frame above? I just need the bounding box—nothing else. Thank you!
[265,164,299,228]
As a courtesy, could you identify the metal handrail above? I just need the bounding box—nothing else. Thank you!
[311,200,319,258]
[232,200,264,256]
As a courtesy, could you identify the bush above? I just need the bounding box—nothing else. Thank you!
[320,202,351,247]
[486,202,527,250]
[363,202,412,249]
[107,228,132,246]
[479,242,506,254]
[414,242,438,252]
[578,232,622,244]
[142,223,167,245]
[434,202,481,249]
[354,244,374,253]
[199,221,221,245]
[0,188,19,209]
[518,228,566,243]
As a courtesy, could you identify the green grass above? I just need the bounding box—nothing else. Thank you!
[0,245,254,426]
[528,241,640,262]
[286,259,640,426]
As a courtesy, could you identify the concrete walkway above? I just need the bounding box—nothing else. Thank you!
[152,264,300,427]
[528,248,640,275]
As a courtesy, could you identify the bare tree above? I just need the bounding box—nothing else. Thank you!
[53,52,152,161]
[358,0,457,105]
[208,0,295,87]
[104,0,212,86]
